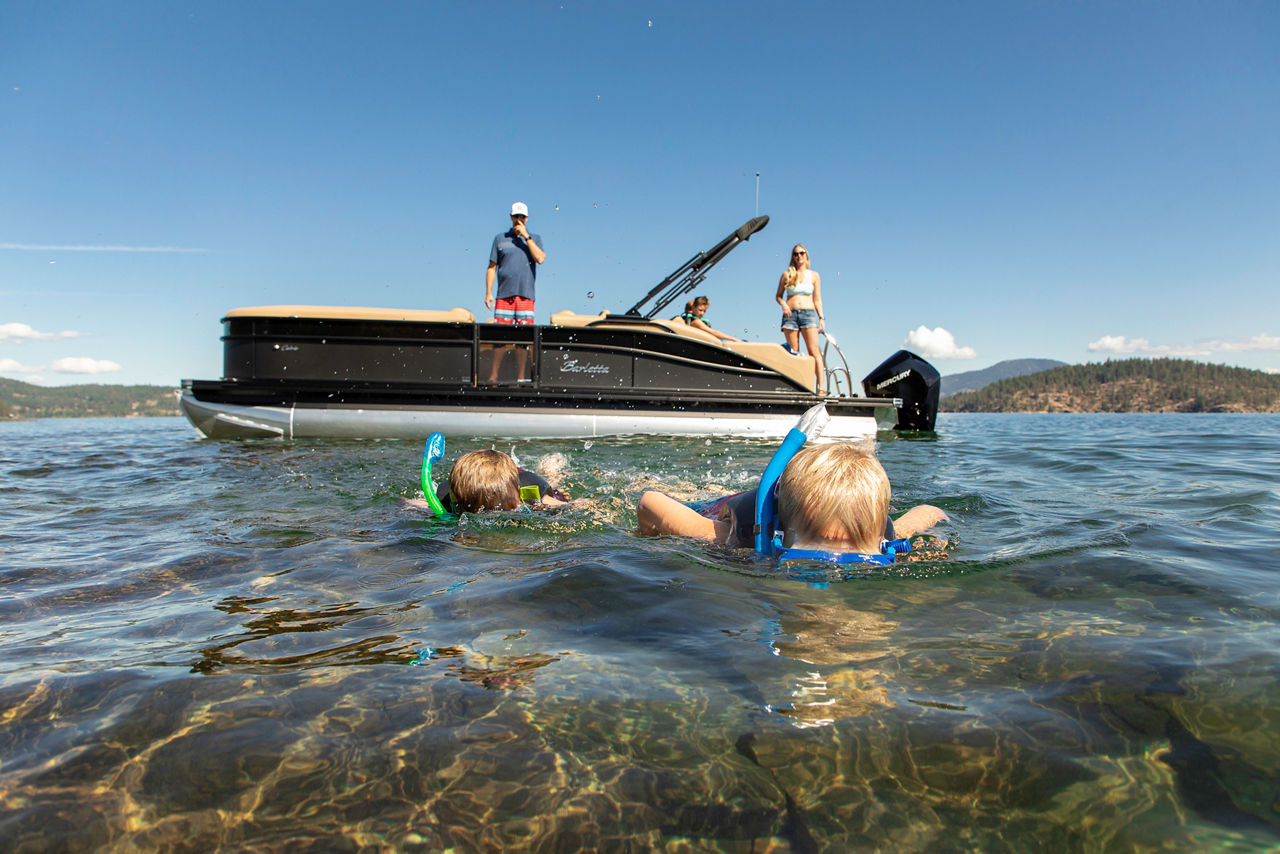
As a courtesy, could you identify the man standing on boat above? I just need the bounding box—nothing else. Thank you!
[483,202,545,381]
[485,202,546,325]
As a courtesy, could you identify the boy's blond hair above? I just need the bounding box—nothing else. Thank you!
[776,442,891,552]
[448,450,520,513]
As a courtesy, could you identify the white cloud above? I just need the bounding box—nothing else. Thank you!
[0,357,41,373]
[0,243,204,253]
[0,322,82,343]
[1088,333,1280,357]
[904,326,977,360]
[51,357,122,374]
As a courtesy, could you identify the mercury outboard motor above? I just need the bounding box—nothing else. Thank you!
[861,350,941,431]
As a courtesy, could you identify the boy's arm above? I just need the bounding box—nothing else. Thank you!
[637,491,730,542]
[893,504,949,538]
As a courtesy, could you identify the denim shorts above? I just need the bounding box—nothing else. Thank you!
[781,308,820,331]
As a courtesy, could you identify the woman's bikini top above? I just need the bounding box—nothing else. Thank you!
[783,269,814,299]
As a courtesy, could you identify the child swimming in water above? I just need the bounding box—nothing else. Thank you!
[637,441,947,555]
[408,448,570,514]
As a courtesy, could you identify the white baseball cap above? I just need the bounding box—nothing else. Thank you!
[510,202,529,217]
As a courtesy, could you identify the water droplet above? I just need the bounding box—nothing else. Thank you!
[583,440,594,450]
[554,204,560,211]
[586,291,595,299]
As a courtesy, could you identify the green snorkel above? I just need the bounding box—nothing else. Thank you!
[421,431,452,518]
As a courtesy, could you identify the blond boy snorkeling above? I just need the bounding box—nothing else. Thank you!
[637,441,947,563]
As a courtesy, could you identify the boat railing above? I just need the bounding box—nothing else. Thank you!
[821,332,856,397]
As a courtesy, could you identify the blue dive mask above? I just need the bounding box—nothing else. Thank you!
[772,536,912,566]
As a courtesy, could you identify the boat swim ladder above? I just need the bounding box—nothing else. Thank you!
[821,330,855,397]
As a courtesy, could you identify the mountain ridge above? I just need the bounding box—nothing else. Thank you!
[941,358,1067,396]
[941,358,1280,413]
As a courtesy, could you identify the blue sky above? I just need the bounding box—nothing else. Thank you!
[3,0,1277,385]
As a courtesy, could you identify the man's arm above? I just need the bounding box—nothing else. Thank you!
[512,221,546,264]
[485,262,497,310]
[524,234,546,265]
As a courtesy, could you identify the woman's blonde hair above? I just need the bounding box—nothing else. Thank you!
[783,244,810,285]
[776,442,890,552]
[448,450,520,512]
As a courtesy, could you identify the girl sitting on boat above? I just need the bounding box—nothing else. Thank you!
[677,296,742,343]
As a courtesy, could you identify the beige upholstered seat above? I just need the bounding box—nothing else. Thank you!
[224,306,477,323]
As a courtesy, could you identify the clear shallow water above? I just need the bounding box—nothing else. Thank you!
[1,414,1278,851]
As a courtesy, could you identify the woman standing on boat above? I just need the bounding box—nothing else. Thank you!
[775,243,827,395]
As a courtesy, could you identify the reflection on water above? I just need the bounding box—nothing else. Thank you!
[1,415,1278,850]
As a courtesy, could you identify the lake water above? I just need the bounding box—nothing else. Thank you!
[2,414,1278,851]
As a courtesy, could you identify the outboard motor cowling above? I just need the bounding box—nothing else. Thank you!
[861,350,941,431]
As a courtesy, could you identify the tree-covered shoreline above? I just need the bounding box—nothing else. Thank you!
[5,357,1279,419]
[943,358,1280,413]
[0,378,181,419]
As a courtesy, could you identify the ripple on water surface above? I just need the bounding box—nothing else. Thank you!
[0,415,1278,849]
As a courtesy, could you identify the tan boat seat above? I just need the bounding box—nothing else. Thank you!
[225,305,477,323]
[549,310,609,327]
[724,342,817,390]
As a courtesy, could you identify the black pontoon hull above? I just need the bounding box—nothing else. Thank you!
[179,391,894,440]
[179,306,913,440]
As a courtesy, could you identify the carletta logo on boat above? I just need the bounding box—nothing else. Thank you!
[558,359,610,375]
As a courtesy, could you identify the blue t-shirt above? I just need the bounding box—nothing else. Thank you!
[489,230,543,300]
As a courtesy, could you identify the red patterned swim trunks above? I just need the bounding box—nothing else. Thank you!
[494,296,535,325]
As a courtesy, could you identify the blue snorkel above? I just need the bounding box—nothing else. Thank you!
[420,431,453,519]
[753,427,810,554]
[754,403,829,555]
[753,403,911,566]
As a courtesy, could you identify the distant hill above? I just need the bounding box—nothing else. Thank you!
[0,378,181,419]
[942,359,1067,396]
[942,358,1280,413]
